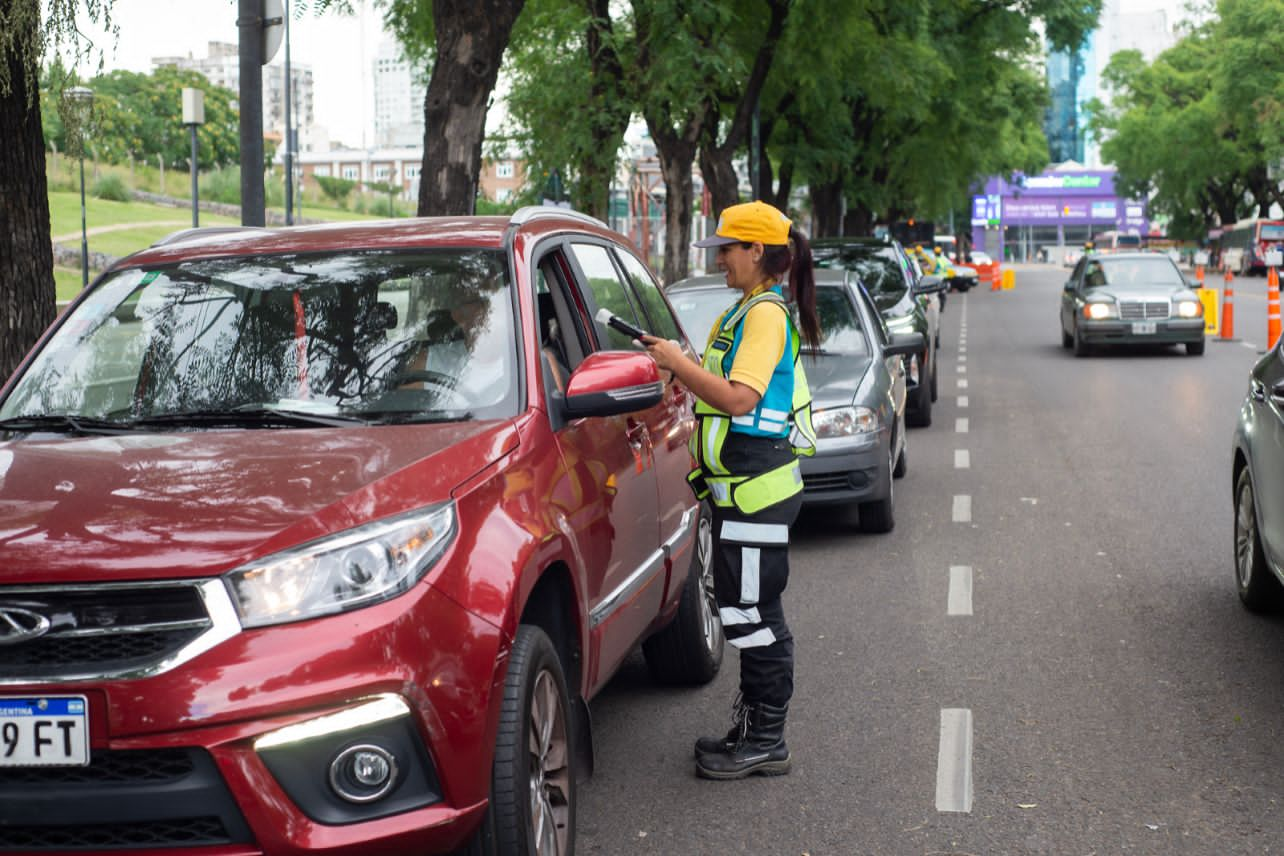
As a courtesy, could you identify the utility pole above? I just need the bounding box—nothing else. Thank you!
[238,0,266,225]
[283,0,294,225]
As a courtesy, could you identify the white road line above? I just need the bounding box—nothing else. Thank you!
[948,566,973,616]
[959,354,967,363]
[959,346,967,354]
[954,449,970,469]
[936,708,974,813]
[952,495,972,523]
[955,417,969,433]
[958,395,969,408]
[958,378,969,389]
[1241,341,1259,350]
[959,364,967,374]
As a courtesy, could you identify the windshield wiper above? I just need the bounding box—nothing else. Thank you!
[375,409,473,425]
[0,415,139,436]
[131,407,371,430]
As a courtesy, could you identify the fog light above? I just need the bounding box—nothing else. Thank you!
[329,744,398,803]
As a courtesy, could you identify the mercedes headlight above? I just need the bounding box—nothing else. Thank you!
[1176,300,1202,318]
[813,405,879,438]
[225,504,456,628]
[1084,302,1117,320]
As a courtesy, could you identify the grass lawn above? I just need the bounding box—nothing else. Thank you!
[49,192,404,268]
[54,267,84,303]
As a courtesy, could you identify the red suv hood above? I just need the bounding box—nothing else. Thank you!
[0,422,515,583]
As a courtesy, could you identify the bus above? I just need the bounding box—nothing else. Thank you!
[1217,218,1284,275]
[1091,229,1144,252]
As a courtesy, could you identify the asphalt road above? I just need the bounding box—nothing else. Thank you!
[577,264,1284,855]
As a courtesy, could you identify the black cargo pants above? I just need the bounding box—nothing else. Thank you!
[711,433,801,709]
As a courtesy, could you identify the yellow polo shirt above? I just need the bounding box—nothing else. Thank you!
[706,284,787,396]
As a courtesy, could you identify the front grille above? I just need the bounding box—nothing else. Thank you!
[803,472,855,492]
[0,581,233,682]
[3,749,195,785]
[0,818,230,850]
[0,748,254,850]
[1119,300,1169,320]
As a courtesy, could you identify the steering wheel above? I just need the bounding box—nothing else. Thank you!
[396,370,471,408]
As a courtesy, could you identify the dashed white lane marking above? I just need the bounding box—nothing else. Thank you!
[958,364,967,374]
[958,395,969,408]
[955,417,969,433]
[948,566,973,616]
[1241,341,1259,350]
[958,378,969,389]
[955,449,970,469]
[952,495,972,523]
[936,708,974,813]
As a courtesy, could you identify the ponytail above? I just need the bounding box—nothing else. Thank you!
[762,225,820,350]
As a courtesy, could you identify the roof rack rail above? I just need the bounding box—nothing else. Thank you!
[149,226,274,248]
[509,205,608,230]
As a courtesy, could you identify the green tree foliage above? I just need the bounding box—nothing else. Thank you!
[1090,0,1284,239]
[315,174,357,207]
[41,67,240,170]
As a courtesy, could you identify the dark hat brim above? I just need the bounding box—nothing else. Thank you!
[692,234,740,248]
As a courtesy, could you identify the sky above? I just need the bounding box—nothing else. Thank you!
[69,0,1200,151]
[71,0,390,147]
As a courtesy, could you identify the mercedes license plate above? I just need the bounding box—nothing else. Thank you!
[1131,321,1157,335]
[0,696,89,767]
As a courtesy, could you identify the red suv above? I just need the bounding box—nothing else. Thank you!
[0,208,722,855]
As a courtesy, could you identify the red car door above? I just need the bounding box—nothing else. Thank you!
[540,243,666,691]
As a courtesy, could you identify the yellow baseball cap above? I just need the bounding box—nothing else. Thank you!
[693,200,792,248]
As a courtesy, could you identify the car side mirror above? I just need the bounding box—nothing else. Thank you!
[1063,281,1075,293]
[913,275,946,295]
[563,351,664,418]
[883,332,925,357]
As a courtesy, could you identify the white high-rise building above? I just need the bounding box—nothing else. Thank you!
[372,38,426,149]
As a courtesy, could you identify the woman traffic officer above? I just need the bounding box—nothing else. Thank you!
[641,200,819,780]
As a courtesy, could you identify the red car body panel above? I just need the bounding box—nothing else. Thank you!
[0,213,702,854]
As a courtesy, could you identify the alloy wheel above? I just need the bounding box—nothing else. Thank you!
[528,670,571,856]
[696,515,719,651]
[1236,478,1257,590]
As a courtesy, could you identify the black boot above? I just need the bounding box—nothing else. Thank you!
[692,694,746,759]
[695,701,790,780]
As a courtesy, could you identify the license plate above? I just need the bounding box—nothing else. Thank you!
[1131,322,1157,334]
[0,696,90,767]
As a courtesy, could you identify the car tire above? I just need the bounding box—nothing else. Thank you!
[906,352,933,427]
[1072,324,1090,357]
[1061,327,1072,349]
[1186,339,1205,356]
[489,625,576,856]
[930,348,939,402]
[1235,468,1283,612]
[642,506,723,685]
[858,446,896,533]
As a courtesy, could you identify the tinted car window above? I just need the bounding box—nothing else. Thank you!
[1,250,518,423]
[570,243,646,350]
[615,250,682,341]
[812,287,868,356]
[814,247,908,297]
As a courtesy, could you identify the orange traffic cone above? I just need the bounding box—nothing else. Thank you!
[1221,267,1236,340]
[990,265,1001,291]
[1268,266,1281,350]
[1195,264,1204,285]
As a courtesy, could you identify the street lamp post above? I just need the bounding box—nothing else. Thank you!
[183,88,205,228]
[66,86,94,289]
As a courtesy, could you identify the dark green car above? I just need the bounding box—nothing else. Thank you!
[812,238,946,427]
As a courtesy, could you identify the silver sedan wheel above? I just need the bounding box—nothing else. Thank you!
[528,670,571,856]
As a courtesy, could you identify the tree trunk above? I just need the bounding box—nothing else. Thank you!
[696,0,789,216]
[418,0,525,216]
[574,0,630,221]
[810,181,843,238]
[843,204,874,236]
[650,123,701,284]
[0,3,57,384]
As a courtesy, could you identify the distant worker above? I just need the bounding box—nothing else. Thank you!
[932,246,950,308]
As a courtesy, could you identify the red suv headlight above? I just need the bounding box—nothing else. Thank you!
[224,503,456,628]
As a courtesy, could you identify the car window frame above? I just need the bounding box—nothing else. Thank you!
[611,247,684,342]
[565,240,649,352]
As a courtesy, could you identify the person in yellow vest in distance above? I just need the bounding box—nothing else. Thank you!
[932,246,950,309]
[641,200,820,781]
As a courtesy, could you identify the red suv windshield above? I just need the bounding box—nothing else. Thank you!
[2,250,521,426]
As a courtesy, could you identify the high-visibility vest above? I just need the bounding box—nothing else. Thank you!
[687,288,816,515]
